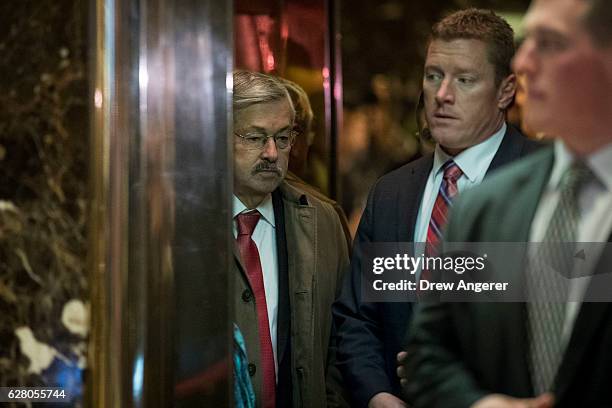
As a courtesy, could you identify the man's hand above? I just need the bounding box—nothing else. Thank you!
[368,392,408,408]
[471,393,554,408]
[396,351,408,387]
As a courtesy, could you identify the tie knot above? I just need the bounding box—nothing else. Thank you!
[561,161,594,195]
[236,211,261,236]
[442,160,463,182]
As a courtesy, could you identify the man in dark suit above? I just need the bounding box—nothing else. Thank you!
[332,9,540,408]
[401,0,612,407]
[232,70,349,407]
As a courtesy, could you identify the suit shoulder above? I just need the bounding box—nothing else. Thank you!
[456,147,553,211]
[307,191,339,218]
[280,181,338,218]
[445,146,553,241]
[285,173,338,207]
[371,155,432,194]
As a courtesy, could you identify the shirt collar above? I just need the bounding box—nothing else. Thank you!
[232,194,276,227]
[552,139,612,192]
[432,122,506,182]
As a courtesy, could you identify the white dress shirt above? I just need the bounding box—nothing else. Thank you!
[528,140,612,346]
[414,122,507,243]
[233,194,279,377]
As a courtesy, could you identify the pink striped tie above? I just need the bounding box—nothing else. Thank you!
[426,160,463,250]
[420,161,463,287]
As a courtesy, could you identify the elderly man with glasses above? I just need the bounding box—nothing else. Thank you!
[232,70,349,408]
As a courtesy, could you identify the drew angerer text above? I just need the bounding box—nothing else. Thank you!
[372,279,509,293]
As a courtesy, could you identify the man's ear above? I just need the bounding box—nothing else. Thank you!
[497,73,517,110]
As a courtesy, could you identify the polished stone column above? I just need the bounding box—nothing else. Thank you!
[89,0,232,406]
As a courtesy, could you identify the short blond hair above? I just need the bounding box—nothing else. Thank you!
[430,8,515,85]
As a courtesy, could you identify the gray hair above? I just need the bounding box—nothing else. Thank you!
[279,77,315,146]
[233,70,295,118]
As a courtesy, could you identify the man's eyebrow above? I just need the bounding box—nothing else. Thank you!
[424,65,478,75]
[454,71,479,77]
[454,65,481,74]
[424,65,443,72]
[236,126,267,134]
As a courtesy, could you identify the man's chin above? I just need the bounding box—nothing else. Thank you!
[254,177,283,193]
[431,133,463,150]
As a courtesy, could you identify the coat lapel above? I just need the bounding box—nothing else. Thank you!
[279,183,315,368]
[496,148,554,242]
[396,155,433,242]
[233,241,252,289]
[272,189,291,368]
[488,124,527,172]
[495,149,555,390]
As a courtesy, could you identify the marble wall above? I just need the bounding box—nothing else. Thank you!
[0,1,88,405]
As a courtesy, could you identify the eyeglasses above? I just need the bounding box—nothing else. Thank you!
[234,129,297,150]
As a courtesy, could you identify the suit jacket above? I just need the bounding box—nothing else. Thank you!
[403,147,612,408]
[234,181,350,408]
[332,125,541,407]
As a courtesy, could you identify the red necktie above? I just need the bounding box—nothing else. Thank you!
[236,211,276,408]
[426,160,463,249]
[421,161,463,283]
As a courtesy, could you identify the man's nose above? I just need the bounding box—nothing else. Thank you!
[260,137,279,161]
[435,79,455,105]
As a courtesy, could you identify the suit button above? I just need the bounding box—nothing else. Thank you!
[248,363,256,376]
[242,289,253,302]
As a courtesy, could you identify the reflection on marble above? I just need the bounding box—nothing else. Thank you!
[0,1,88,405]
